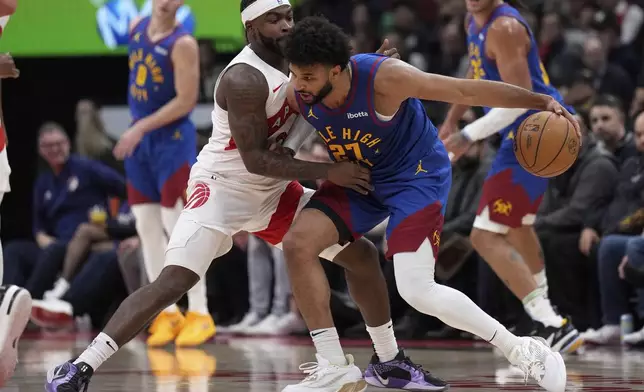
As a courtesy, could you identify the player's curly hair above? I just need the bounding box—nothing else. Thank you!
[284,16,351,70]
[240,0,255,12]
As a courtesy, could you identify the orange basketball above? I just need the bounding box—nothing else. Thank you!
[513,111,580,178]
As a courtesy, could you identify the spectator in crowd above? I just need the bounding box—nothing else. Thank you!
[75,99,122,173]
[587,94,638,168]
[579,110,644,328]
[582,110,644,344]
[388,0,431,71]
[564,35,633,108]
[591,10,639,79]
[595,0,644,46]
[535,113,619,330]
[2,122,126,298]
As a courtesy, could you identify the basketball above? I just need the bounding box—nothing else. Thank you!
[513,111,580,178]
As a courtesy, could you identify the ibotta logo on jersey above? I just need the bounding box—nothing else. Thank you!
[94,0,196,50]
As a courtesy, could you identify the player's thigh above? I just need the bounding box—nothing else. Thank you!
[154,139,196,208]
[305,181,388,250]
[165,212,233,279]
[124,151,161,204]
[474,154,547,235]
[385,176,450,260]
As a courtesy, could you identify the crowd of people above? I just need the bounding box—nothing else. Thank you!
[3,0,644,388]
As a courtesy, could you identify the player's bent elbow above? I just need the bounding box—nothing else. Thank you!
[0,1,16,16]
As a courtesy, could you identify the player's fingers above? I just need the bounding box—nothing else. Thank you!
[376,38,390,54]
[12,69,18,78]
[348,184,369,195]
[354,178,374,192]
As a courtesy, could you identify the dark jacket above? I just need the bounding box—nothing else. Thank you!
[595,154,644,235]
[536,139,618,233]
[443,152,493,236]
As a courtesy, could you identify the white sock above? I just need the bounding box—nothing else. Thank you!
[74,333,118,370]
[187,279,209,314]
[533,269,548,292]
[523,289,564,327]
[366,320,399,362]
[310,327,346,365]
[132,204,179,314]
[51,278,70,299]
[393,239,522,357]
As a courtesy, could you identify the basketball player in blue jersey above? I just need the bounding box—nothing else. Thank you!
[441,0,584,353]
[277,17,574,392]
[113,0,215,347]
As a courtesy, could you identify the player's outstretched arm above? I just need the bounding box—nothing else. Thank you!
[129,35,199,135]
[223,64,333,180]
[377,58,552,111]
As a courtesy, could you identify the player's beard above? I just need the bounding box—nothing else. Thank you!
[305,81,333,105]
[258,31,285,56]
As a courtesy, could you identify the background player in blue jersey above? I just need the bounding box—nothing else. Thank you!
[113,0,214,347]
[441,0,584,354]
[280,16,574,392]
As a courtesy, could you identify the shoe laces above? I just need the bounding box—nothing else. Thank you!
[402,355,429,375]
[298,361,333,382]
[67,370,90,392]
[516,341,546,384]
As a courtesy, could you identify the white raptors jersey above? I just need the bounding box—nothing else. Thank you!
[193,46,297,190]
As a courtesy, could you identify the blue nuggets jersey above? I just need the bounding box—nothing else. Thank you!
[295,53,441,183]
[466,3,565,117]
[128,17,194,136]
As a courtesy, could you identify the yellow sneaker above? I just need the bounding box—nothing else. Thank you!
[147,311,185,347]
[147,349,178,376]
[174,312,216,347]
[175,348,217,377]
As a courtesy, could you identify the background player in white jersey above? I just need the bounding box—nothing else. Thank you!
[45,2,436,391]
[0,0,34,387]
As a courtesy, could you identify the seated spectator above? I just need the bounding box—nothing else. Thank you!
[563,36,633,108]
[587,95,638,167]
[580,111,644,328]
[535,114,618,330]
[43,202,136,301]
[30,248,130,330]
[2,122,126,299]
[584,229,644,344]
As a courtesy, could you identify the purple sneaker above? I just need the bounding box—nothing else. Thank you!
[45,361,93,392]
[364,349,449,391]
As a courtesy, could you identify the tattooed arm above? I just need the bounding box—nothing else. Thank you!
[220,64,333,180]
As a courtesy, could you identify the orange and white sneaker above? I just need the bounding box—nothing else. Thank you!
[147,311,185,347]
[0,285,32,387]
[175,312,216,347]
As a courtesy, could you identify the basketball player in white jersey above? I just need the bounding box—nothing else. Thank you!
[0,0,35,387]
[46,1,428,391]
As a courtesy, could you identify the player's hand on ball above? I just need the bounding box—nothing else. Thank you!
[545,98,582,146]
[114,127,145,160]
[328,161,373,195]
[443,131,472,163]
[0,53,19,79]
[376,39,400,59]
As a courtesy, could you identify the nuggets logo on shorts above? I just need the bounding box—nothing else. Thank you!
[432,230,441,247]
[185,182,210,210]
[492,199,512,216]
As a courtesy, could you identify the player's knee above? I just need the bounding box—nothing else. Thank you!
[75,223,96,239]
[336,237,380,273]
[282,226,319,261]
[153,265,199,302]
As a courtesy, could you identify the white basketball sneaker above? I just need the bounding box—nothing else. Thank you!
[282,354,366,392]
[0,285,32,387]
[508,337,567,392]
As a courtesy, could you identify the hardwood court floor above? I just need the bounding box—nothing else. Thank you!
[7,333,644,391]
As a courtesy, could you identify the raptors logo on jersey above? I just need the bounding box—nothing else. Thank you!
[193,46,298,190]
